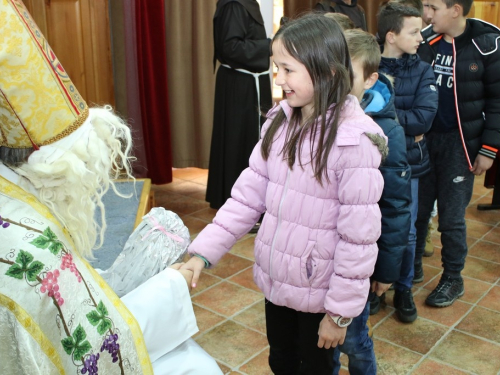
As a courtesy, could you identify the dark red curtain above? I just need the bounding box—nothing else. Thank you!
[135,0,173,184]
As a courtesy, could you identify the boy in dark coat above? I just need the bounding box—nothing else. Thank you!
[377,2,438,322]
[415,0,500,307]
[332,28,411,375]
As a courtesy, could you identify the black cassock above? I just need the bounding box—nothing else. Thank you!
[206,0,272,209]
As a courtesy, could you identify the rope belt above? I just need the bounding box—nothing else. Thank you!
[221,64,269,136]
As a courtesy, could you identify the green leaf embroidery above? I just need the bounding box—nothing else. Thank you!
[49,241,63,255]
[86,310,102,326]
[5,264,24,279]
[73,324,87,344]
[5,251,44,281]
[16,250,33,269]
[30,227,63,255]
[30,236,50,249]
[61,336,75,355]
[25,261,44,282]
[73,340,92,360]
[43,227,57,241]
[60,325,91,360]
[97,319,112,335]
[96,301,108,316]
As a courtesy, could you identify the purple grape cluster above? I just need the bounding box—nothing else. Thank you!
[81,353,99,374]
[0,216,10,229]
[100,334,119,363]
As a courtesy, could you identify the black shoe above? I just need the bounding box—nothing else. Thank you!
[369,292,385,315]
[425,275,464,307]
[394,288,417,323]
[413,264,424,284]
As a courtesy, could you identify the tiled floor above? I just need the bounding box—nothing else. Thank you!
[152,168,500,375]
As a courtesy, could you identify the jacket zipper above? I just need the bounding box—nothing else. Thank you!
[451,38,473,169]
[269,168,291,303]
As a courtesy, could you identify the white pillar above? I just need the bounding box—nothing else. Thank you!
[258,0,274,38]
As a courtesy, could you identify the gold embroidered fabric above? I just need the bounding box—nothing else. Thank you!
[0,0,88,149]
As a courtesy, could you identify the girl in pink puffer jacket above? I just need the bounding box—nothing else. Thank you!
[182,13,386,374]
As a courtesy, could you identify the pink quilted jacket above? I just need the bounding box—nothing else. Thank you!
[189,97,386,318]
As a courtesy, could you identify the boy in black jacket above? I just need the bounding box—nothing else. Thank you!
[377,3,438,322]
[332,28,412,375]
[415,0,500,307]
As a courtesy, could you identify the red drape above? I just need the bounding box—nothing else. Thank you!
[135,0,173,184]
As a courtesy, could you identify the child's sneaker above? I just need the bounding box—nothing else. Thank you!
[413,264,424,284]
[369,292,385,315]
[394,288,417,323]
[425,275,464,307]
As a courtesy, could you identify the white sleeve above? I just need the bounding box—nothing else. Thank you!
[120,268,199,362]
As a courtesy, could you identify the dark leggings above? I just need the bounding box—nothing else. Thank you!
[265,299,334,375]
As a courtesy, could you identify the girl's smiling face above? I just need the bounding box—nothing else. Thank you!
[272,39,315,119]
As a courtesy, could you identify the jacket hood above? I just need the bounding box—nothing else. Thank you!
[421,18,500,50]
[333,0,358,7]
[361,73,397,122]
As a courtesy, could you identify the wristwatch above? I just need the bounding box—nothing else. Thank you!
[329,315,352,327]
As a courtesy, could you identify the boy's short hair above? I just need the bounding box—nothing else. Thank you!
[344,29,381,79]
[442,0,473,16]
[377,3,422,44]
[324,12,356,31]
[389,0,423,16]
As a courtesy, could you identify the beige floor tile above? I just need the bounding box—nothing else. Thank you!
[465,220,495,239]
[163,195,210,215]
[190,271,222,295]
[413,359,470,374]
[456,306,500,344]
[230,236,256,261]
[229,267,261,293]
[413,289,471,327]
[465,205,500,225]
[204,253,254,279]
[192,304,226,337]
[217,361,232,374]
[192,281,262,317]
[430,331,500,374]
[238,348,272,375]
[462,256,500,283]
[233,300,266,333]
[374,315,448,354]
[181,215,211,237]
[478,285,500,312]
[372,338,422,375]
[483,226,500,244]
[468,240,500,264]
[189,207,218,223]
[196,320,268,368]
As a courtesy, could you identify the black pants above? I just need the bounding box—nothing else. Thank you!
[414,131,474,278]
[265,300,334,375]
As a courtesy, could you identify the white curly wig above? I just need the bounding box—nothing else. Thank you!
[14,106,134,258]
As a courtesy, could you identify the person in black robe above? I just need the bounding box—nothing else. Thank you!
[206,0,272,211]
[314,0,367,31]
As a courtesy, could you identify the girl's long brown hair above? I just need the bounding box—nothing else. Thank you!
[261,13,353,184]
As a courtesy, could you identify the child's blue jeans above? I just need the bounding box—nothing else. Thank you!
[332,302,376,375]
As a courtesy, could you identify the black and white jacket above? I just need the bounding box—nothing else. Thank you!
[418,18,500,167]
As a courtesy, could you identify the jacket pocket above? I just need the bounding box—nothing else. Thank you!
[303,242,318,286]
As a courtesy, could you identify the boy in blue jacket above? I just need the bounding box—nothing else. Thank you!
[332,28,412,375]
[377,2,438,322]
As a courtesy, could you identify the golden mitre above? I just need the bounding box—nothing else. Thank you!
[0,0,88,149]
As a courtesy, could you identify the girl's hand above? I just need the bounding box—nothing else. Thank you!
[317,314,347,349]
[179,256,206,289]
